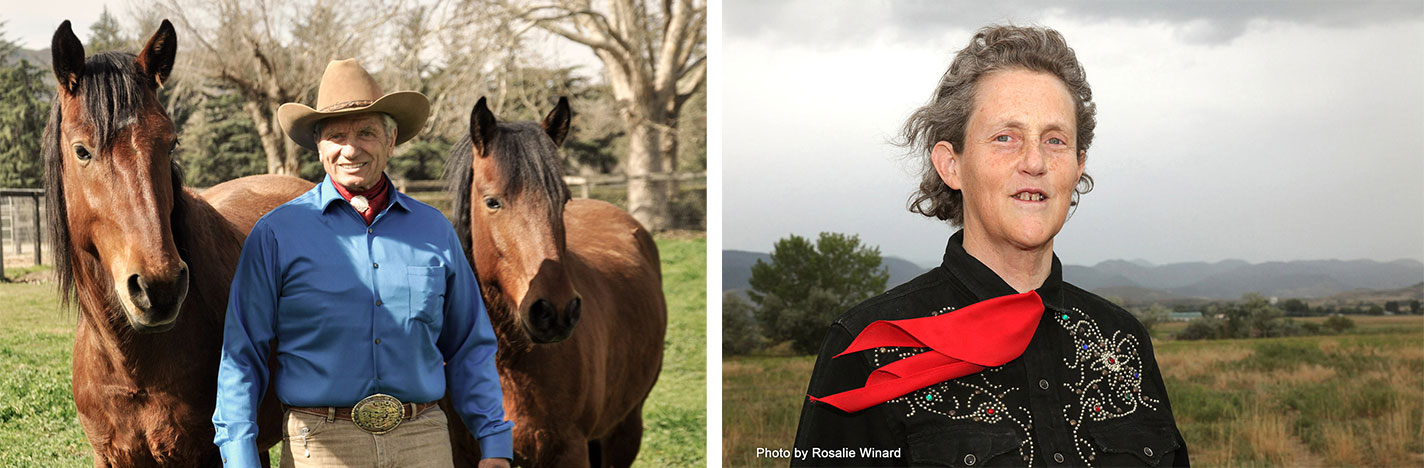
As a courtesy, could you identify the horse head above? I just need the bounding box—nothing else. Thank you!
[46,20,188,333]
[462,97,581,344]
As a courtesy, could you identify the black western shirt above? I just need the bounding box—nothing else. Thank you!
[792,231,1189,467]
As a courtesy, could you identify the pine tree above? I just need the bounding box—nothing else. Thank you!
[0,25,50,188]
[88,6,130,53]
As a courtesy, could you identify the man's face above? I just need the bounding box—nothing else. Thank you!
[942,68,1085,251]
[317,113,393,192]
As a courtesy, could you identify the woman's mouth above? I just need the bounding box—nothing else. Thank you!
[1012,191,1046,202]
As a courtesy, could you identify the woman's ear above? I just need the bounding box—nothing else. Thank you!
[1077,149,1087,180]
[932,141,961,190]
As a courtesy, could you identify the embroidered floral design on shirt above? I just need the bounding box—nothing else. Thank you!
[873,305,1037,466]
[1055,306,1160,466]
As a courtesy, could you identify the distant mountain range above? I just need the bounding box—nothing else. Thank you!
[722,250,928,294]
[723,250,1424,304]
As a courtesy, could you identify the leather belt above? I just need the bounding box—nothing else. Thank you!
[287,394,437,434]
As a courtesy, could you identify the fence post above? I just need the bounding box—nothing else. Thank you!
[7,198,16,256]
[0,201,5,280]
[32,193,41,265]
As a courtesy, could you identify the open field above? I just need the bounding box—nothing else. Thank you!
[724,315,1424,467]
[0,236,705,467]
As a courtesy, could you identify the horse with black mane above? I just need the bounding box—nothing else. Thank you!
[443,98,667,467]
[43,20,309,466]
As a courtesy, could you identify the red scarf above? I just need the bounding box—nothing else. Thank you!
[808,291,1044,413]
[332,175,391,225]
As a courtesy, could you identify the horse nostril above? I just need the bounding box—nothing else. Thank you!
[530,299,557,330]
[565,297,582,327]
[126,274,151,310]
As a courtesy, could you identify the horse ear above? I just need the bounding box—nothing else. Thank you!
[135,19,177,88]
[541,96,571,147]
[470,97,498,158]
[51,20,85,95]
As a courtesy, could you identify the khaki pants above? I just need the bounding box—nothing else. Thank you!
[279,406,454,468]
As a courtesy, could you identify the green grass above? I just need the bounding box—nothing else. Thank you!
[0,235,706,467]
[638,237,707,467]
[723,317,1424,467]
[0,282,90,467]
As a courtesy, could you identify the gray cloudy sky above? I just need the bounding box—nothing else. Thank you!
[723,0,1424,267]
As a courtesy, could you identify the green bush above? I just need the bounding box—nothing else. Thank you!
[1323,315,1355,333]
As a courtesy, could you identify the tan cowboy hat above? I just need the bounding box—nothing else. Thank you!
[277,58,429,151]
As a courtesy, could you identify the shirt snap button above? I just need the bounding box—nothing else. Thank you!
[375,300,383,306]
[1039,379,1049,390]
[375,338,381,344]
[1053,452,1065,463]
[964,454,976,466]
[1144,447,1154,457]
[373,262,379,269]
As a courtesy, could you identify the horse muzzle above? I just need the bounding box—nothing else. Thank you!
[523,296,582,344]
[116,262,190,333]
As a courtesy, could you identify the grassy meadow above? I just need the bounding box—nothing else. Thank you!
[724,315,1424,467]
[0,236,705,467]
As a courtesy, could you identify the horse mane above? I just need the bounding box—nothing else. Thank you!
[442,121,571,267]
[43,51,189,309]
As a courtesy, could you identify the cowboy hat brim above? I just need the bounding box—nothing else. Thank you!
[278,91,430,151]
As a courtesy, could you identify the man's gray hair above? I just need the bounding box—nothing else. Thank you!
[313,112,399,143]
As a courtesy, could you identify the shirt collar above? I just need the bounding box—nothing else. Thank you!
[939,229,1066,310]
[317,174,412,215]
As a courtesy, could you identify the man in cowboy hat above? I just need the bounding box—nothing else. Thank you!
[213,59,512,468]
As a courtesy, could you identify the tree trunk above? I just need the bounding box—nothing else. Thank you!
[245,101,288,176]
[625,121,668,231]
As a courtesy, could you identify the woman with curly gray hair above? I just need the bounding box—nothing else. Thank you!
[792,25,1188,467]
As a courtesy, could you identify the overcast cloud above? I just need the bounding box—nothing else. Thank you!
[723,0,1424,267]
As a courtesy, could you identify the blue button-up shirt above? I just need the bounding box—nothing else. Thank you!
[213,175,512,467]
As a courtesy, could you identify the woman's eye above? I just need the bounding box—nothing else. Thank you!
[994,135,1012,142]
[1047,137,1065,145]
[73,144,92,161]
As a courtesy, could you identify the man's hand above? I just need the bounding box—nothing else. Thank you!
[478,458,511,468]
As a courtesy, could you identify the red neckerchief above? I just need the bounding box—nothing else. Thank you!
[807,291,1044,413]
[332,175,391,225]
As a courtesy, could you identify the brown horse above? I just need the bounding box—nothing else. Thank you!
[442,98,667,467]
[44,20,309,466]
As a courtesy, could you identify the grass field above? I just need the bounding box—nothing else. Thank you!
[723,315,1424,467]
[0,236,705,467]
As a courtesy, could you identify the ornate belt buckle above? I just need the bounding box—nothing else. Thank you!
[352,393,403,434]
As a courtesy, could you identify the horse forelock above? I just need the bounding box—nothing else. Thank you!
[491,122,570,219]
[75,52,156,153]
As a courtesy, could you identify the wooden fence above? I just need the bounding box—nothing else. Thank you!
[0,171,705,278]
[0,189,45,279]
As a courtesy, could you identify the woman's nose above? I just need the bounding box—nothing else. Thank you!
[1019,144,1047,175]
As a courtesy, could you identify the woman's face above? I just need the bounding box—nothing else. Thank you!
[937,68,1085,252]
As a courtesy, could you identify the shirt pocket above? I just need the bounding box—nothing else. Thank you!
[1086,418,1181,467]
[906,424,1021,467]
[405,265,446,323]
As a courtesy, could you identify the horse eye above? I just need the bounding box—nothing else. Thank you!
[73,144,92,161]
[483,197,502,210]
[170,138,181,153]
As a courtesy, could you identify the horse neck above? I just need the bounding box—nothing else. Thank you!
[72,189,243,387]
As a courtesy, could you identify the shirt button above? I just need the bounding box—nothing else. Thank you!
[1039,379,1050,390]
[375,300,383,306]
[375,338,381,344]
[964,454,976,466]
[1053,452,1065,464]
[373,262,379,269]
[1144,447,1154,457]
[367,228,373,234]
